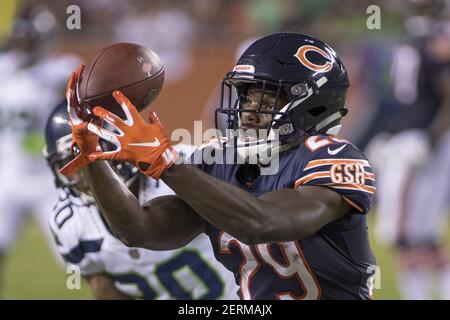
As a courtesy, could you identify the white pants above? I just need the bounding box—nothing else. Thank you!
[368,129,450,246]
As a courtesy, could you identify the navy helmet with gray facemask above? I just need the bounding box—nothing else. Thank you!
[216,32,349,163]
[43,101,139,195]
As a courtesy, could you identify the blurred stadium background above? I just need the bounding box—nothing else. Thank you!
[0,0,449,299]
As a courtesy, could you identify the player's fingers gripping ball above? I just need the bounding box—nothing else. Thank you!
[87,90,178,179]
[60,44,171,178]
[60,65,102,177]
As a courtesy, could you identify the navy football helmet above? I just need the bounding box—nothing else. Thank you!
[43,101,139,194]
[216,32,350,162]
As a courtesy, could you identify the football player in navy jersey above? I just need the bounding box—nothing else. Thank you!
[61,32,377,299]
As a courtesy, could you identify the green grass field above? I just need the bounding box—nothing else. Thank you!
[1,217,92,299]
[1,216,401,299]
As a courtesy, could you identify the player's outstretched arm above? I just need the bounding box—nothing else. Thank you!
[162,164,350,245]
[63,86,348,246]
[60,72,204,250]
[77,89,349,245]
[86,161,206,250]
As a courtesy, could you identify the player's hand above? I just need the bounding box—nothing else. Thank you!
[86,90,178,179]
[59,64,103,177]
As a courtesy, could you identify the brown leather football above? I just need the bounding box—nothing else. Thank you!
[77,43,164,119]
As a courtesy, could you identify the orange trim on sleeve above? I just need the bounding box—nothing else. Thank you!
[304,159,370,170]
[331,183,376,194]
[295,172,375,189]
[294,171,330,188]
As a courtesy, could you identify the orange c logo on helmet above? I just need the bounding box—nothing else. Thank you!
[294,45,333,73]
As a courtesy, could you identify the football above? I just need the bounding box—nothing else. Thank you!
[77,43,164,119]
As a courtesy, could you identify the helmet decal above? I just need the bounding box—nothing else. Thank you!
[294,45,333,73]
[232,64,255,79]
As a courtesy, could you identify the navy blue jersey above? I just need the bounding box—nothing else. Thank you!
[195,135,377,300]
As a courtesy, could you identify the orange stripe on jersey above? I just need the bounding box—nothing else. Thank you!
[304,159,370,170]
[294,172,376,189]
[294,171,330,188]
[342,196,364,213]
[328,183,376,194]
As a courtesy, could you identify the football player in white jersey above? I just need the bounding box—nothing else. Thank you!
[44,101,238,299]
[0,7,81,292]
[367,14,450,299]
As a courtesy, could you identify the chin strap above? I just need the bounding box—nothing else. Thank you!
[315,110,343,133]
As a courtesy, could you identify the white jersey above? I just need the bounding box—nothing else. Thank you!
[49,182,239,300]
[0,50,80,259]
